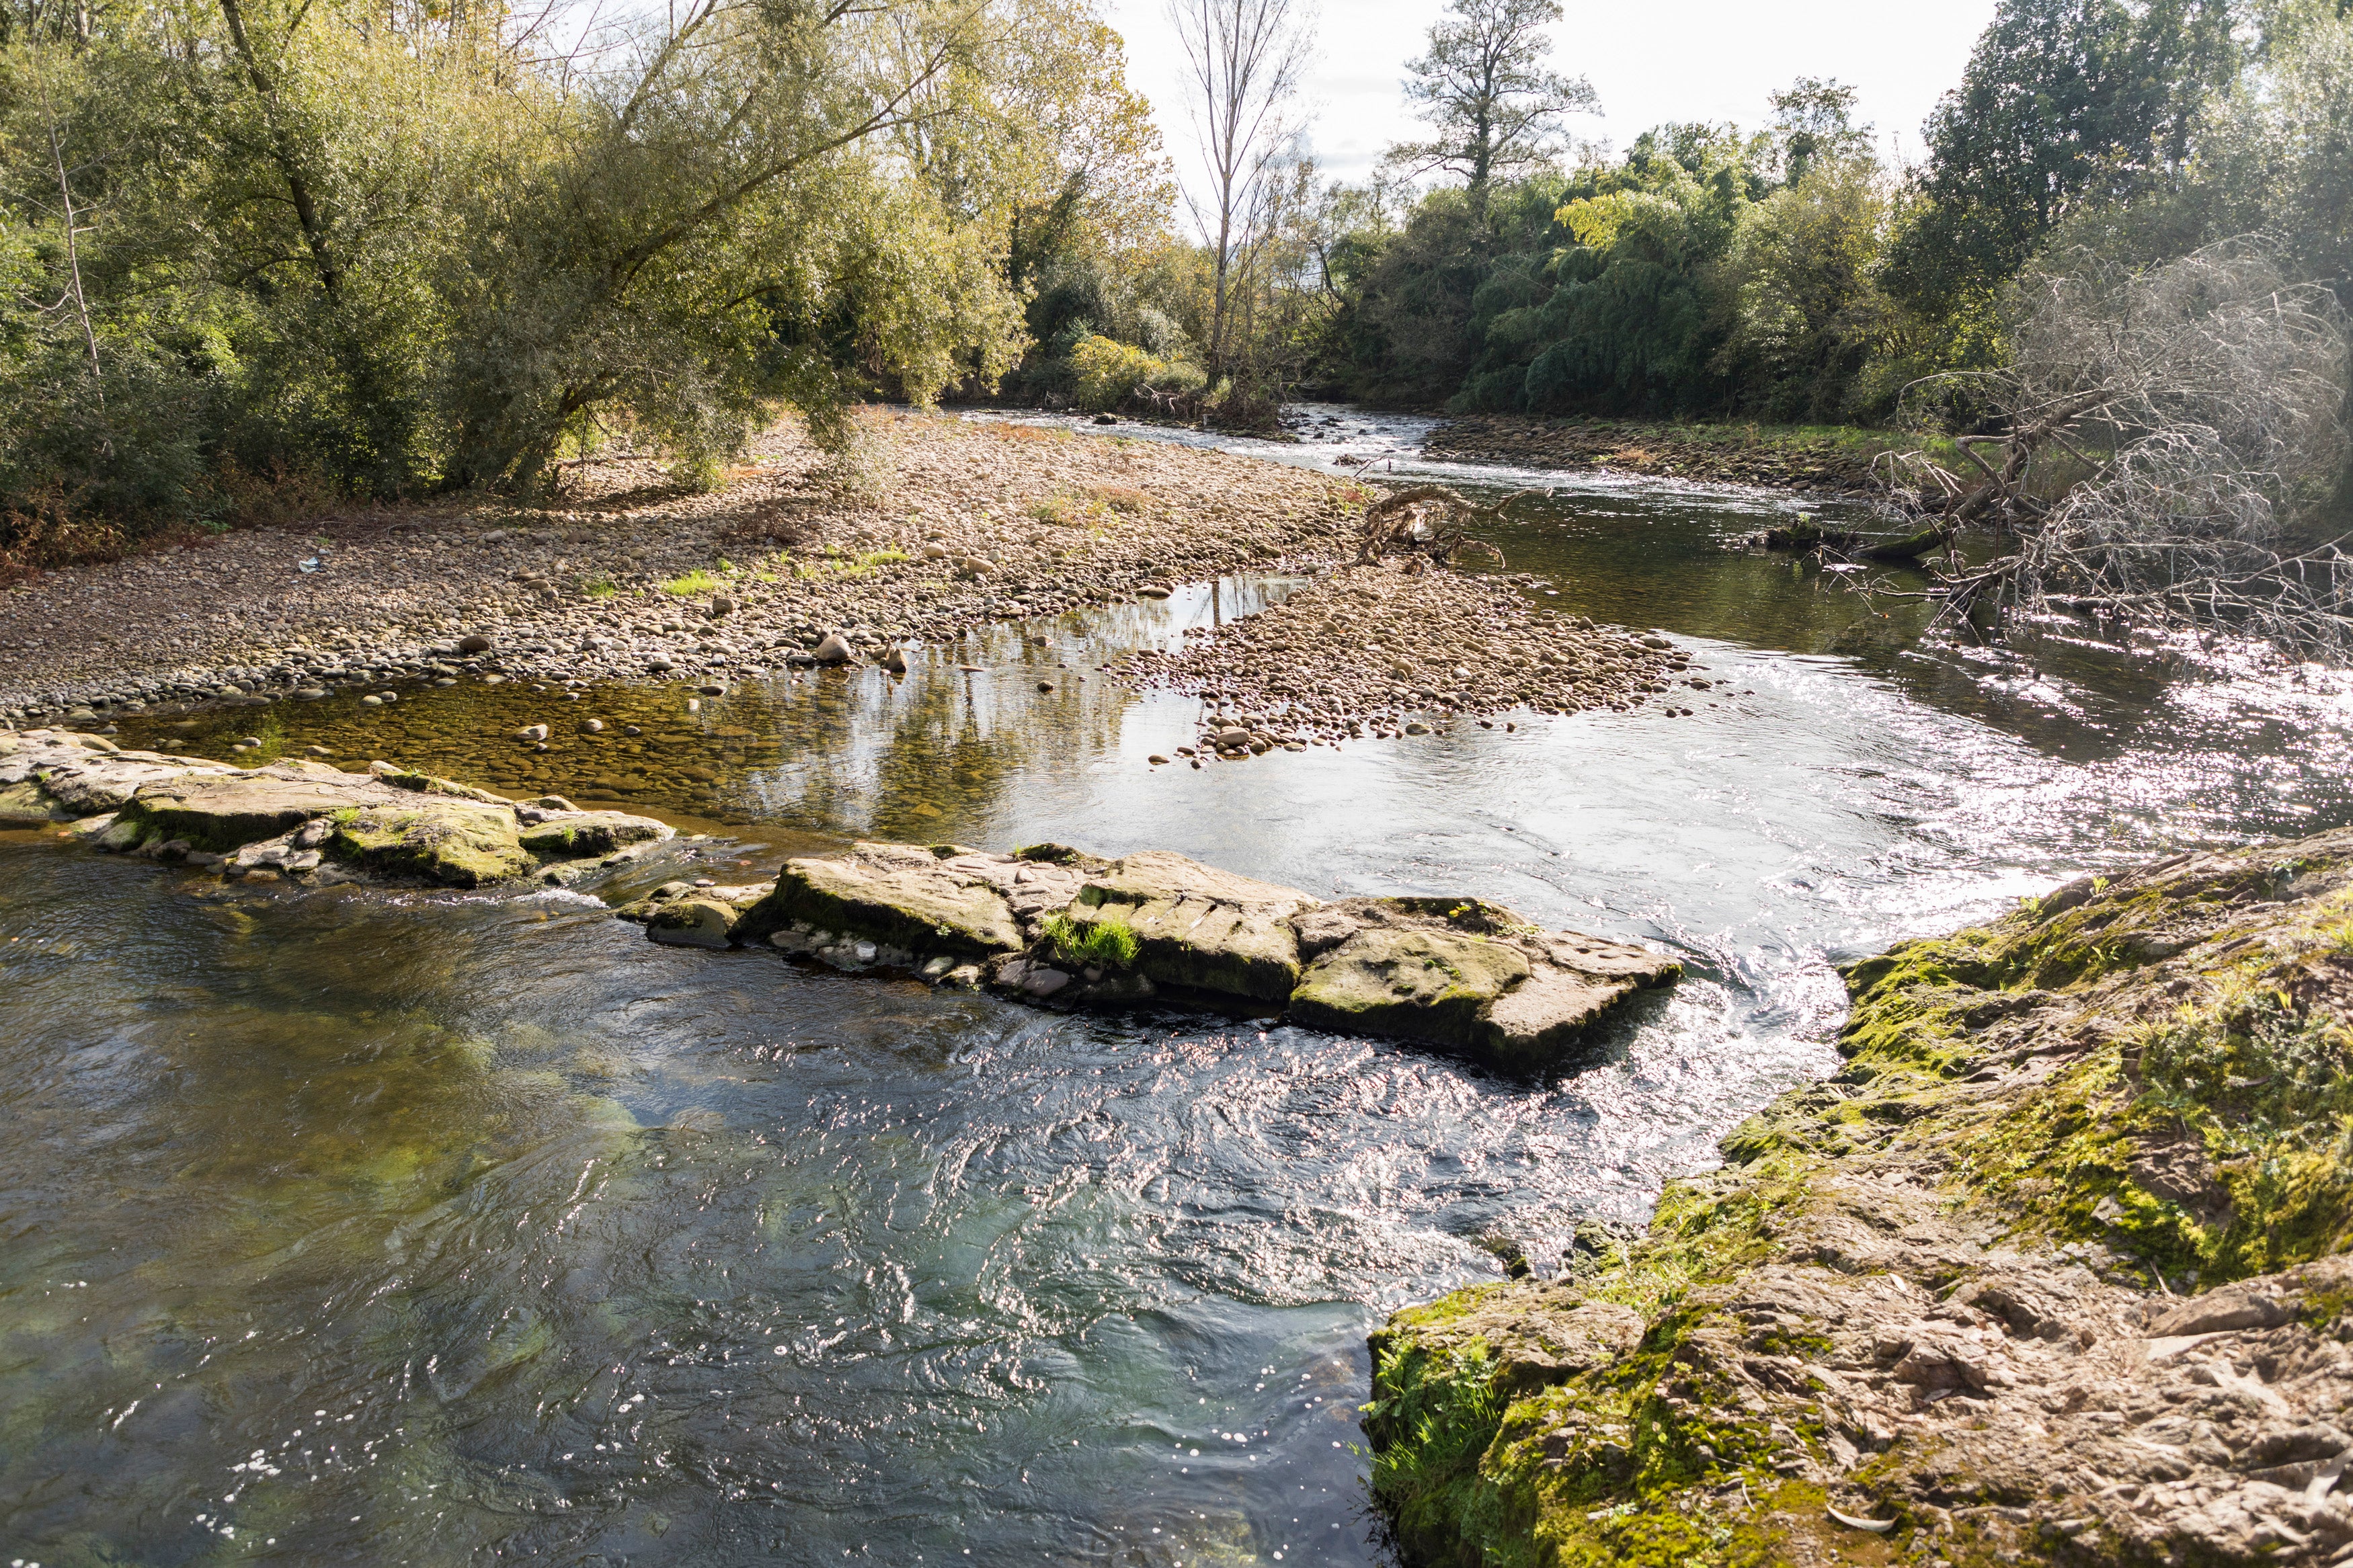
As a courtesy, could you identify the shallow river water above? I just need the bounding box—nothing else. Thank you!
[6,409,2353,1566]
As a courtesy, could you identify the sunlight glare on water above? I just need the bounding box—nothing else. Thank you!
[5,408,2352,1564]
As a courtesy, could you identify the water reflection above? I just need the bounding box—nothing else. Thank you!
[9,411,2353,1565]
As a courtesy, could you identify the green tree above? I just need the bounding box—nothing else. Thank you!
[1390,0,1596,208]
[1765,76,1872,185]
[1715,156,1897,420]
[1884,0,2241,346]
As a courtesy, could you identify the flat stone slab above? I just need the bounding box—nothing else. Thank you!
[705,842,1679,1069]
[1287,897,1681,1073]
[0,730,231,823]
[116,769,407,852]
[17,727,1679,1069]
[1068,849,1320,1004]
[7,728,667,889]
[733,841,1029,956]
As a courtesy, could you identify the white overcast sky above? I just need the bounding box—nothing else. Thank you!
[1101,0,2001,200]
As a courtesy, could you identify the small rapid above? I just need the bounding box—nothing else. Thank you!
[5,407,2353,1565]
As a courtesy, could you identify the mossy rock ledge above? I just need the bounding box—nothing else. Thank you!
[1364,828,2353,1568]
[5,727,670,888]
[698,841,1679,1068]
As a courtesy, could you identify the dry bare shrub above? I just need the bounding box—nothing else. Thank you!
[1876,239,2353,653]
[817,411,904,504]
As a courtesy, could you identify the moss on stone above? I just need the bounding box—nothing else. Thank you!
[1365,833,2353,1566]
[326,803,532,887]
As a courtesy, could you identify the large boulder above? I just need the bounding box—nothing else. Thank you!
[1065,849,1318,1004]
[1286,897,1679,1072]
[733,841,1027,957]
[324,798,533,887]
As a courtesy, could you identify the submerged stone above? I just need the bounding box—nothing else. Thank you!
[645,897,742,948]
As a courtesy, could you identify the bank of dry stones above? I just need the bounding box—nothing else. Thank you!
[0,412,1361,724]
[1425,412,1886,491]
[1113,562,1708,748]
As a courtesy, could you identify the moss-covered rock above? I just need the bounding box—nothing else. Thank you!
[518,811,672,857]
[372,767,514,804]
[1367,828,2353,1568]
[0,777,59,824]
[325,800,533,887]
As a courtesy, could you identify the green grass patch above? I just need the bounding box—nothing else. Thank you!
[659,568,722,596]
[787,547,910,581]
[1042,912,1139,967]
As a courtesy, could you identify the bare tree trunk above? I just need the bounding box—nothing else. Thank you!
[217,0,342,299]
[31,50,106,448]
[1168,0,1308,379]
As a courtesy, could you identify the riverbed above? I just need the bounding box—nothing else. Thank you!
[5,409,2352,1565]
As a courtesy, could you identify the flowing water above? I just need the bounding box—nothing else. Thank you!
[7,409,2353,1567]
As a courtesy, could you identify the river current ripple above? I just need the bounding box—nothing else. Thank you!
[5,407,2353,1565]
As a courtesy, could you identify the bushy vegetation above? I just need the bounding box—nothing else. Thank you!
[1302,0,2351,440]
[0,0,1162,569]
[1066,333,1204,411]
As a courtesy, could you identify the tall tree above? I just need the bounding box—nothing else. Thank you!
[1884,0,2239,335]
[1168,0,1312,374]
[1766,76,1871,185]
[1389,0,1596,207]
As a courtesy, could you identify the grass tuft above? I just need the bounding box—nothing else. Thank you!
[659,568,722,596]
[1042,912,1139,967]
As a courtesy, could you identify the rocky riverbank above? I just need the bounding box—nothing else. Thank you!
[6,726,1681,1071]
[2,727,674,884]
[1367,829,2353,1567]
[0,411,1361,726]
[1424,415,1899,493]
[1114,563,1714,749]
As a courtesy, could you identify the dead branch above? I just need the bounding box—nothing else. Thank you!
[1358,483,1541,568]
[1873,239,2352,655]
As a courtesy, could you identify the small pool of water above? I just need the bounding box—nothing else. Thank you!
[9,409,2353,1565]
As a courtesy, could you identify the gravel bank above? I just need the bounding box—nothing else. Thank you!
[1112,562,1717,753]
[1425,413,1891,493]
[0,412,1359,725]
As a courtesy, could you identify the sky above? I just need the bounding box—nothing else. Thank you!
[1102,0,2002,206]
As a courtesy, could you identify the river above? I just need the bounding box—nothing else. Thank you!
[4,408,2351,1565]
